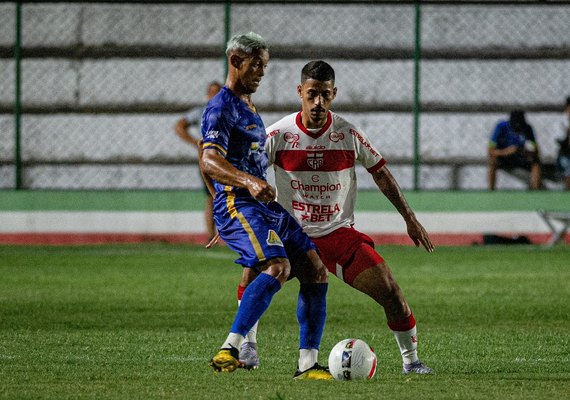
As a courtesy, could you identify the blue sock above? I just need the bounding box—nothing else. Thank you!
[230,273,281,336]
[297,283,328,349]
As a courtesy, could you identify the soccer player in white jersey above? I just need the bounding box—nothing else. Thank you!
[262,60,435,374]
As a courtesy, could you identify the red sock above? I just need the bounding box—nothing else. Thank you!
[237,285,246,301]
[387,313,416,332]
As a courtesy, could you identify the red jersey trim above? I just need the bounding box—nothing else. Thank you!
[274,149,355,172]
[366,158,387,173]
[295,111,333,139]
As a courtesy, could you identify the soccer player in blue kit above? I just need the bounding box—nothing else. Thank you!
[201,32,332,380]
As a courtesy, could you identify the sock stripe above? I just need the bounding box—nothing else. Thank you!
[237,284,246,301]
[388,313,416,332]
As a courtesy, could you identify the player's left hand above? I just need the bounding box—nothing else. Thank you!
[406,218,434,253]
[205,233,220,249]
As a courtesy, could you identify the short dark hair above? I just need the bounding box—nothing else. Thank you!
[509,110,529,133]
[301,60,335,84]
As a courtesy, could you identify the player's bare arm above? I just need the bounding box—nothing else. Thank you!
[488,144,518,157]
[174,118,199,148]
[197,139,216,198]
[196,140,220,248]
[372,167,434,253]
[201,148,276,203]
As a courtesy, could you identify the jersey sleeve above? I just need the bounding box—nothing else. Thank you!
[352,126,386,173]
[489,122,502,148]
[525,125,537,143]
[264,125,278,165]
[201,106,232,157]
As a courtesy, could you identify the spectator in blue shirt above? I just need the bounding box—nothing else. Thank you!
[488,110,542,190]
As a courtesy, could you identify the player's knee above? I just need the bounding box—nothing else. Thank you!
[260,258,291,284]
[240,268,257,287]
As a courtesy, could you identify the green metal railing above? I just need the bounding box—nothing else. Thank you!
[3,1,569,191]
[14,1,22,189]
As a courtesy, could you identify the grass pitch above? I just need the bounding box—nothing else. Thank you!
[0,244,568,399]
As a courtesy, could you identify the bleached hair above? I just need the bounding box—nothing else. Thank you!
[225,32,268,56]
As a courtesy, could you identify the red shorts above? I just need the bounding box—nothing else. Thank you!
[311,227,384,285]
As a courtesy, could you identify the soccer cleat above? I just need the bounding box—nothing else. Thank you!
[403,360,434,375]
[239,342,260,370]
[293,363,334,380]
[209,346,243,372]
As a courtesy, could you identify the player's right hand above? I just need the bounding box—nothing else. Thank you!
[247,177,276,203]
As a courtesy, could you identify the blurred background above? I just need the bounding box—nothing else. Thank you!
[1,0,569,192]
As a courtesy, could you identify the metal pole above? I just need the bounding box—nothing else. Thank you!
[14,1,23,189]
[223,1,231,79]
[412,1,422,191]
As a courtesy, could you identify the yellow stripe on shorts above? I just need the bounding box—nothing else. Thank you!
[225,192,265,262]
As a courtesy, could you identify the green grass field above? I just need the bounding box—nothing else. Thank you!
[1,244,568,399]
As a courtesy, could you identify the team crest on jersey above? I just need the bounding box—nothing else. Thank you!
[307,151,324,169]
[329,131,345,142]
[266,230,284,246]
[250,142,261,152]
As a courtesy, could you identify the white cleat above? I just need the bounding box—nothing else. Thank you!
[403,360,434,375]
[239,342,260,370]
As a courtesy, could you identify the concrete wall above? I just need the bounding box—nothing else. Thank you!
[1,3,569,190]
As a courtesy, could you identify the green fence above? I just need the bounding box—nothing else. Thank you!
[1,1,569,190]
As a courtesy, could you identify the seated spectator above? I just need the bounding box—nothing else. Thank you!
[488,110,542,190]
[555,96,570,190]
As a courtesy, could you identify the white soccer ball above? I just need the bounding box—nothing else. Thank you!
[328,338,377,381]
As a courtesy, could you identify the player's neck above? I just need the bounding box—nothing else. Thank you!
[301,114,326,130]
[225,79,256,110]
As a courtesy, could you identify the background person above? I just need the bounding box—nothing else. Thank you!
[174,81,222,240]
[488,110,542,190]
[555,96,570,190]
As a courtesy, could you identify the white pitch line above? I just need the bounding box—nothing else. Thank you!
[0,210,557,234]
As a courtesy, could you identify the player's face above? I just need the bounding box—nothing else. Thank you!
[297,79,337,128]
[238,48,269,94]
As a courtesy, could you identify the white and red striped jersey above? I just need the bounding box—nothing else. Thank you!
[265,111,386,237]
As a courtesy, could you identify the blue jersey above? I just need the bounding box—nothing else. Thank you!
[199,86,314,267]
[201,87,268,196]
[489,120,536,150]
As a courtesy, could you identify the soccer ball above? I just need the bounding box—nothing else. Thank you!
[328,338,377,381]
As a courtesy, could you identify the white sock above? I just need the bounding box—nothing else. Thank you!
[392,326,419,365]
[221,332,244,351]
[238,299,259,345]
[298,349,318,371]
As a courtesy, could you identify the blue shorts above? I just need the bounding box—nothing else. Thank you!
[213,193,315,267]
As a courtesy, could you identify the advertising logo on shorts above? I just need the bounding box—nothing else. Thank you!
[307,152,324,170]
[266,230,284,247]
